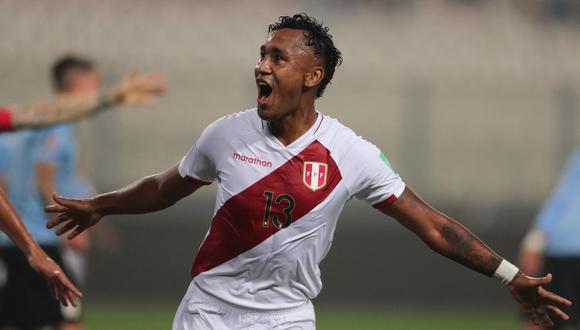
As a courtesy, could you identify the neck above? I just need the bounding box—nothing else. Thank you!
[268,99,317,146]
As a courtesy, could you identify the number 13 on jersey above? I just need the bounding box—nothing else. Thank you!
[263,191,295,229]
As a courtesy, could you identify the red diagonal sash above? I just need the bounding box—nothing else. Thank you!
[191,140,342,278]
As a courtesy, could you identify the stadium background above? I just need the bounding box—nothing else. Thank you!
[0,0,579,329]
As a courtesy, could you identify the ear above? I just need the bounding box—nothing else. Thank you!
[304,66,324,89]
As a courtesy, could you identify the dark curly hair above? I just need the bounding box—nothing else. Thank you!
[268,13,343,98]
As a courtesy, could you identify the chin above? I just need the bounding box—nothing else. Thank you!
[257,105,275,121]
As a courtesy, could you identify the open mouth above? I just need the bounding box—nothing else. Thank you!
[257,79,272,104]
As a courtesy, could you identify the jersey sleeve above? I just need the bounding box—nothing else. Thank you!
[0,108,14,132]
[178,121,221,184]
[347,136,405,208]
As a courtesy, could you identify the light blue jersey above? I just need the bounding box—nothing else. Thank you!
[0,129,58,246]
[535,148,580,257]
[35,124,95,199]
[0,123,94,246]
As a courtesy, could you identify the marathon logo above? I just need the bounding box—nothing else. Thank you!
[233,152,273,168]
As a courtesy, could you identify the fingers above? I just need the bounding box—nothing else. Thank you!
[134,73,167,94]
[44,204,69,213]
[525,307,540,326]
[53,193,81,209]
[61,275,83,299]
[67,225,88,240]
[57,274,82,307]
[55,220,78,236]
[546,305,570,321]
[525,306,554,327]
[537,307,554,327]
[46,213,71,229]
[530,273,552,286]
[539,287,573,306]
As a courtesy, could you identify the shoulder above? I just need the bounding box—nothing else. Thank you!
[317,114,378,155]
[200,108,259,138]
[193,108,259,151]
[208,108,258,129]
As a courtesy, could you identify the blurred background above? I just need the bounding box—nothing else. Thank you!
[1,0,579,329]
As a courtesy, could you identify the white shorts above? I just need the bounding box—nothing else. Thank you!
[172,281,316,330]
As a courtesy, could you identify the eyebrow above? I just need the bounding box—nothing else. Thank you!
[260,45,287,56]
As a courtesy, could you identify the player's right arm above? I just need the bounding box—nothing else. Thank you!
[46,117,221,239]
[0,70,166,131]
[46,165,207,239]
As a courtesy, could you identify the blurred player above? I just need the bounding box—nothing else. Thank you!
[0,62,165,330]
[0,65,165,315]
[35,55,107,330]
[519,148,580,330]
[46,14,572,329]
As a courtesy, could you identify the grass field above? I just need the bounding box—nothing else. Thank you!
[84,304,518,329]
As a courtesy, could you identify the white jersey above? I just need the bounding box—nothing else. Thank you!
[178,108,405,310]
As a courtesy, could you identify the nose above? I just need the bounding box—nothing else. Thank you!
[255,57,272,76]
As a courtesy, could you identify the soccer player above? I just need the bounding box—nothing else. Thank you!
[33,55,107,330]
[519,148,580,330]
[46,14,572,329]
[0,67,165,313]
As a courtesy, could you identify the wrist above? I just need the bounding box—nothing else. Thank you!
[493,259,520,286]
[89,196,105,215]
[90,193,115,216]
[101,87,123,108]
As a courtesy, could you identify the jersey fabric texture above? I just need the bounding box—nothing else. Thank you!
[534,148,580,257]
[176,108,405,314]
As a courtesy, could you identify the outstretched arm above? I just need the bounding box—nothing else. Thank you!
[5,70,165,130]
[46,165,207,239]
[379,187,572,327]
[0,188,81,306]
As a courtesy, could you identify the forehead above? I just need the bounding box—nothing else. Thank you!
[264,28,311,52]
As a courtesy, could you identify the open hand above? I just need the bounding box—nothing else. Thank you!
[509,272,573,327]
[45,193,104,239]
[27,249,82,306]
[111,69,167,107]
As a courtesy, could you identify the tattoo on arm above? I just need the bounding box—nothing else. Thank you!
[382,188,503,277]
[437,220,502,276]
[10,91,117,129]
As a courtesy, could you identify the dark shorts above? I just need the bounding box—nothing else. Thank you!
[543,256,580,329]
[0,246,81,330]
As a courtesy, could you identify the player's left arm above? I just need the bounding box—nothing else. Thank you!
[379,187,572,327]
[0,188,82,306]
[6,70,165,130]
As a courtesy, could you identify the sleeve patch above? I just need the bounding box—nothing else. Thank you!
[380,152,397,173]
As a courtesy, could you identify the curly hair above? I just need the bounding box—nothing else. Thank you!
[268,13,343,98]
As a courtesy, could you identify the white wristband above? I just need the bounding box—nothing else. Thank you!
[493,259,519,286]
